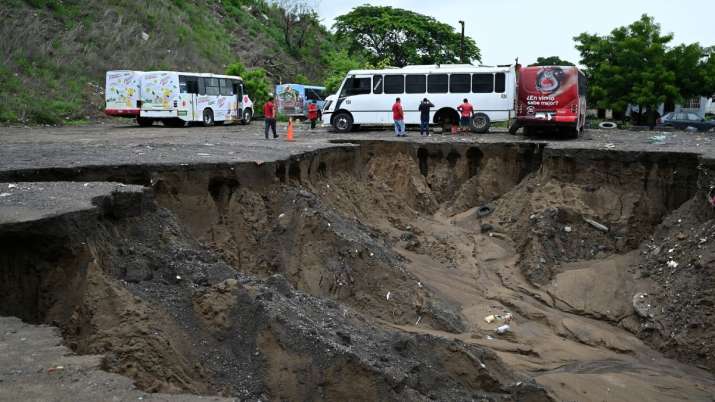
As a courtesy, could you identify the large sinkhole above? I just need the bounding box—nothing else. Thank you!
[1,141,713,401]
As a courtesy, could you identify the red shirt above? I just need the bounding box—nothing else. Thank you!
[392,102,404,120]
[307,103,318,120]
[458,102,474,117]
[263,101,275,119]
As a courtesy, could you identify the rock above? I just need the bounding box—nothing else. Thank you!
[633,292,653,318]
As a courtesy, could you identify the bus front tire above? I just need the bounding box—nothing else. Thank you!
[471,113,491,134]
[508,119,521,135]
[332,112,353,133]
[241,108,253,125]
[137,117,153,127]
[202,109,214,127]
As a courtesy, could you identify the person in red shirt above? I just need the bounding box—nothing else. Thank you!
[392,97,406,137]
[457,98,474,133]
[263,96,277,139]
[307,100,319,130]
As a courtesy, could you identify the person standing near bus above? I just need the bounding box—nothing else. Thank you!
[392,97,406,137]
[418,98,434,136]
[263,96,278,139]
[307,100,319,130]
[457,98,474,133]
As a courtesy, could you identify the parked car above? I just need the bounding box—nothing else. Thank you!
[657,112,715,132]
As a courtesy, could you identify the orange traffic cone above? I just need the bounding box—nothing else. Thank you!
[285,118,295,142]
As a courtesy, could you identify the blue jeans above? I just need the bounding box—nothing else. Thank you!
[394,119,405,136]
[420,119,429,135]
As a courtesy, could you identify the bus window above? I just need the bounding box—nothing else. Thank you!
[384,75,404,94]
[494,73,506,93]
[232,80,243,97]
[179,75,199,94]
[405,75,426,94]
[340,77,372,97]
[306,88,323,101]
[449,74,470,93]
[205,78,220,96]
[428,74,448,93]
[472,73,494,93]
[373,75,383,94]
[219,79,234,96]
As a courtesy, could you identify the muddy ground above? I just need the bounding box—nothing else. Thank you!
[1,122,715,401]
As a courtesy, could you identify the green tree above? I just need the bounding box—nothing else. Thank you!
[529,56,574,66]
[574,14,678,127]
[226,61,272,114]
[665,43,711,107]
[294,73,310,84]
[333,5,481,67]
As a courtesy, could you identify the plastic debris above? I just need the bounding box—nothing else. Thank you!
[667,260,678,268]
[564,226,572,233]
[486,335,494,340]
[484,315,496,323]
[47,365,64,373]
[7,184,17,189]
[604,143,616,149]
[386,291,391,301]
[415,316,422,325]
[583,217,609,232]
[0,193,11,197]
[417,281,423,288]
[278,213,285,219]
[496,325,511,334]
[176,275,182,280]
[649,135,667,145]
[197,153,211,157]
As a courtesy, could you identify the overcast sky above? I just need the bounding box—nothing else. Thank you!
[317,0,715,66]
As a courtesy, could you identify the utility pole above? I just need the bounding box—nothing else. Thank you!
[458,20,465,63]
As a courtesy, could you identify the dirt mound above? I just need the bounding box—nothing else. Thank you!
[635,195,715,371]
[484,151,699,284]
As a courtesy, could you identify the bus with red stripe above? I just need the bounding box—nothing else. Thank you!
[511,65,587,138]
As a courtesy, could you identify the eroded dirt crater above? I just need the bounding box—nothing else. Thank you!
[1,140,714,401]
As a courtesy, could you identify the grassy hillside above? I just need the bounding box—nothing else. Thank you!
[0,0,335,124]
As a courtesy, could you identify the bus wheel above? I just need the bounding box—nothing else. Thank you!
[137,117,153,127]
[508,119,521,135]
[241,108,253,125]
[202,109,214,127]
[471,113,491,134]
[332,112,353,133]
[565,125,580,139]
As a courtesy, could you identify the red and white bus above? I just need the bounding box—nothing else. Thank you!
[511,65,587,138]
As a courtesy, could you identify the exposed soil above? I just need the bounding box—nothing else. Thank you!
[2,130,715,401]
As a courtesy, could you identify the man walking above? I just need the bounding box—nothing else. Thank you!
[263,96,278,139]
[307,100,319,130]
[418,98,434,136]
[392,97,406,137]
[457,98,474,133]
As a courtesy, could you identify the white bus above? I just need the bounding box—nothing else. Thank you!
[137,71,254,127]
[105,70,143,118]
[321,64,517,133]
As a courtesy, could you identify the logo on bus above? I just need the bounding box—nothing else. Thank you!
[536,67,565,95]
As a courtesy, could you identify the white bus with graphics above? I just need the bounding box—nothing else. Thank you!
[137,71,253,127]
[322,64,517,133]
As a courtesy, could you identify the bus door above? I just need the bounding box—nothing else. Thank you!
[179,75,199,121]
[233,80,244,120]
